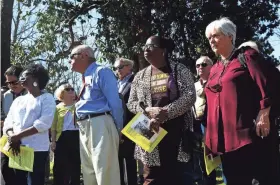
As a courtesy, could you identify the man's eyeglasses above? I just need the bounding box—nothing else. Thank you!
[113,65,128,71]
[5,81,19,86]
[142,44,160,51]
[65,87,75,92]
[196,63,208,68]
[70,53,81,59]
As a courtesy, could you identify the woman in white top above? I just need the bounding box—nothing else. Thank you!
[51,84,80,185]
[3,64,56,185]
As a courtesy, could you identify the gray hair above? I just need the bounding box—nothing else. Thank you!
[238,41,259,53]
[72,45,95,59]
[55,83,75,101]
[205,17,237,45]
[196,56,213,65]
[114,58,134,68]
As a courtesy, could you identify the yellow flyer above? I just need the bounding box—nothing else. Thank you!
[9,146,34,172]
[204,146,222,175]
[0,135,11,156]
[121,112,167,153]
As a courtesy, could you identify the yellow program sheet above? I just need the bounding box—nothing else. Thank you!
[0,135,34,172]
[204,146,222,175]
[121,112,167,153]
[0,135,10,156]
[9,146,34,172]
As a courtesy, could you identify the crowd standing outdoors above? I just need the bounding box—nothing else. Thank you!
[1,17,280,185]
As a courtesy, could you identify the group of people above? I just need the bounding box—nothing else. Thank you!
[1,17,280,185]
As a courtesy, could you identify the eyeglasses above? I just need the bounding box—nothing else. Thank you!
[65,87,74,92]
[196,63,208,68]
[142,44,160,51]
[70,53,81,59]
[113,65,129,71]
[5,81,19,86]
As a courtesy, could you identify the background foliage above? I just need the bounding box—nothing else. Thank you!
[1,0,279,91]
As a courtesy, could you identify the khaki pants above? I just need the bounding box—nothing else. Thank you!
[78,114,120,185]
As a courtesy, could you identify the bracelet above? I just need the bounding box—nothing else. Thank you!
[5,128,13,136]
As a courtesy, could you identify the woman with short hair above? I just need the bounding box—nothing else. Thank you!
[3,64,56,185]
[51,84,81,185]
[204,17,279,184]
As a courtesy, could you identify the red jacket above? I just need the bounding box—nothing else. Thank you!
[205,49,271,154]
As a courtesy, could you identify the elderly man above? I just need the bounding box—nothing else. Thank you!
[193,56,221,185]
[114,58,137,185]
[69,45,123,185]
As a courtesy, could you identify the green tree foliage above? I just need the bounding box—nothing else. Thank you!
[9,0,279,90]
[95,0,280,71]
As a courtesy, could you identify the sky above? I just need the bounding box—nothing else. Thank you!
[269,30,280,60]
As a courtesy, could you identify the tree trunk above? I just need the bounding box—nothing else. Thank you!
[1,0,15,85]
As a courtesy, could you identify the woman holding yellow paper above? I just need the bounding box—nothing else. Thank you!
[127,36,196,185]
[3,64,56,185]
[51,84,80,185]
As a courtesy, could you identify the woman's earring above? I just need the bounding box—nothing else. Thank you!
[33,82,38,87]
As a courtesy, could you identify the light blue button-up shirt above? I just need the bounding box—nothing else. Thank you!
[117,73,133,93]
[75,62,124,131]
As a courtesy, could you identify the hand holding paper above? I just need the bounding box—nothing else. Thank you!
[121,112,167,153]
[145,107,168,123]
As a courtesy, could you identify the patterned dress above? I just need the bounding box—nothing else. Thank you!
[127,61,196,167]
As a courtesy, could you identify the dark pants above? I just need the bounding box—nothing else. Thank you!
[119,136,137,185]
[192,151,216,185]
[143,118,191,185]
[14,151,48,185]
[254,125,280,185]
[1,153,16,185]
[221,144,258,185]
[119,156,137,185]
[53,130,80,185]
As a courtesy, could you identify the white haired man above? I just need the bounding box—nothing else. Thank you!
[69,45,123,185]
[193,56,218,185]
[114,58,137,185]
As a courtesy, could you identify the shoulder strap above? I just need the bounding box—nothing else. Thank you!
[238,53,247,68]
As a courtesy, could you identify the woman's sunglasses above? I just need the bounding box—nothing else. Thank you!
[5,81,19,86]
[196,63,208,68]
[65,87,74,92]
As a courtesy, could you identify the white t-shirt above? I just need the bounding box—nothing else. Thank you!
[3,93,56,151]
[62,105,78,131]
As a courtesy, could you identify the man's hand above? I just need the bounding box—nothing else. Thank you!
[119,132,124,144]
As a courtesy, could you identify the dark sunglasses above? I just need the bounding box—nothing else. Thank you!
[113,65,128,71]
[142,44,160,51]
[65,87,74,92]
[5,81,19,86]
[70,53,81,59]
[196,63,208,68]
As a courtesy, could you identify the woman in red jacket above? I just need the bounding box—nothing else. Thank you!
[204,17,279,185]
